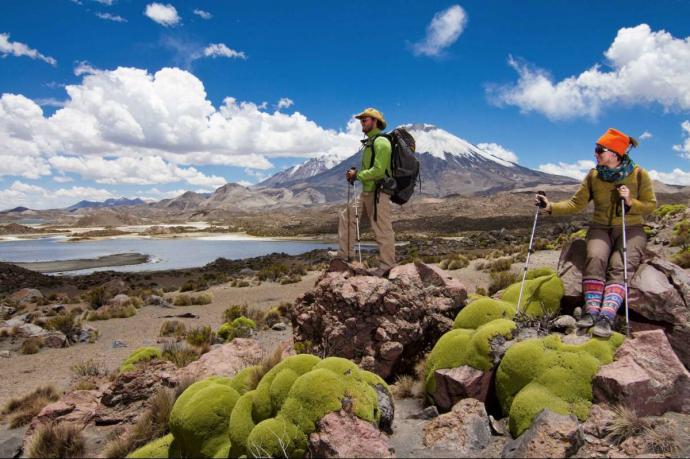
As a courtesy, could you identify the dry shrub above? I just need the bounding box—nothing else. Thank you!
[86,285,109,309]
[159,320,186,337]
[607,405,650,446]
[414,355,428,381]
[671,249,690,269]
[222,304,247,323]
[162,341,200,368]
[2,386,60,429]
[21,337,43,355]
[71,379,99,391]
[173,293,212,306]
[70,358,106,378]
[185,326,214,347]
[391,375,423,399]
[86,304,136,321]
[643,425,679,454]
[245,305,267,328]
[27,422,85,458]
[45,312,81,339]
[248,344,285,390]
[488,271,518,296]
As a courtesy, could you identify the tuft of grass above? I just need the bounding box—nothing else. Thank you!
[247,344,285,390]
[2,386,60,429]
[21,337,43,355]
[390,375,423,399]
[643,425,679,455]
[671,248,690,269]
[222,304,247,323]
[607,405,650,446]
[71,379,99,391]
[86,304,137,321]
[488,271,519,296]
[439,254,470,271]
[185,325,215,347]
[173,292,213,306]
[70,359,105,378]
[27,422,85,458]
[45,312,81,340]
[654,203,687,218]
[161,341,200,368]
[159,320,186,338]
[86,286,109,309]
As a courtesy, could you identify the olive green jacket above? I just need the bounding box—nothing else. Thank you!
[550,166,657,226]
[357,128,392,193]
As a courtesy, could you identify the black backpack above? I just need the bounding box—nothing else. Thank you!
[370,127,420,205]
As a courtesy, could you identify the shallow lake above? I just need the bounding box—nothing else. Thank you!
[0,235,337,275]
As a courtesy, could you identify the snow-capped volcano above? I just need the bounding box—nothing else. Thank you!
[257,155,342,188]
[257,124,577,201]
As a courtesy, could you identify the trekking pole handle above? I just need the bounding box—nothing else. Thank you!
[536,191,547,209]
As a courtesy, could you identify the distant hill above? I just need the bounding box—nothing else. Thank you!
[66,197,146,212]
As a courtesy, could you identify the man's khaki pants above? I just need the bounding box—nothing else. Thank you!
[338,191,395,270]
[585,225,647,283]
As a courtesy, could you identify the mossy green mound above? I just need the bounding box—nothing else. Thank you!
[168,376,241,458]
[525,267,556,280]
[496,333,624,437]
[119,346,162,373]
[425,318,516,395]
[127,433,177,458]
[453,297,516,329]
[217,316,257,342]
[501,273,564,317]
[130,354,391,459]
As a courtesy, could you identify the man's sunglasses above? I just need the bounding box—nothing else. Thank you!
[594,145,614,155]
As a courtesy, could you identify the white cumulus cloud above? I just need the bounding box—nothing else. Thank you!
[193,9,212,20]
[0,181,115,210]
[538,160,596,180]
[202,43,246,60]
[476,142,518,163]
[413,5,467,57]
[144,3,180,27]
[0,33,57,66]
[277,97,294,110]
[96,12,127,22]
[490,24,690,120]
[673,120,690,158]
[639,131,653,140]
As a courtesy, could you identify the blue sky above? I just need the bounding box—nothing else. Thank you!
[1,0,690,209]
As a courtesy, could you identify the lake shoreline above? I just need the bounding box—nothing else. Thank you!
[13,252,150,273]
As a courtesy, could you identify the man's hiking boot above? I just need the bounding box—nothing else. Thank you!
[592,316,613,338]
[576,314,596,329]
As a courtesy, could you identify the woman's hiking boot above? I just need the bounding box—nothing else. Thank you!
[592,316,613,338]
[576,314,596,329]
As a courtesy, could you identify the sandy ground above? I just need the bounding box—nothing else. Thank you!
[0,272,321,407]
[13,253,149,273]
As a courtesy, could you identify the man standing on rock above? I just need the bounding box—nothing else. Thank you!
[536,128,657,338]
[336,108,395,277]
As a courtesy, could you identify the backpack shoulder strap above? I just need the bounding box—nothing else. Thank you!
[369,134,379,169]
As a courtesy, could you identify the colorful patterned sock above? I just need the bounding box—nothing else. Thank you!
[601,283,626,321]
[583,279,605,317]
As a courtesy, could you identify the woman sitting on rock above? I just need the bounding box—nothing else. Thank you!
[536,128,657,337]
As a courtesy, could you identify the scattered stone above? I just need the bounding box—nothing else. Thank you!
[41,330,68,348]
[501,409,584,458]
[49,303,66,314]
[593,329,690,416]
[293,261,466,378]
[271,322,287,331]
[147,295,171,308]
[112,340,127,348]
[0,305,17,318]
[409,406,439,420]
[432,365,492,411]
[423,398,492,453]
[581,404,616,439]
[161,312,199,319]
[489,415,509,436]
[308,410,393,458]
[8,288,43,305]
[108,294,132,308]
[552,315,577,331]
[176,338,262,380]
[0,350,10,358]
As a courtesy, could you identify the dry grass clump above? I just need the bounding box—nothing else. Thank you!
[102,388,177,458]
[159,320,187,338]
[86,304,137,321]
[488,271,519,296]
[2,386,60,428]
[247,344,285,390]
[86,285,110,309]
[173,292,213,306]
[607,405,650,446]
[642,425,679,454]
[390,375,423,399]
[21,337,44,354]
[185,325,215,347]
[45,312,81,339]
[161,341,200,368]
[222,304,247,323]
[27,422,85,458]
[439,254,470,271]
[71,358,106,378]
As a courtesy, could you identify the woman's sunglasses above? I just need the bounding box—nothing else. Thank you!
[594,145,614,155]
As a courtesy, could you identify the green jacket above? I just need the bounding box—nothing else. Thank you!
[357,128,392,192]
[550,165,657,226]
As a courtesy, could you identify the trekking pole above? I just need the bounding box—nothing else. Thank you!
[354,182,362,264]
[619,189,631,336]
[516,191,547,315]
[346,181,352,262]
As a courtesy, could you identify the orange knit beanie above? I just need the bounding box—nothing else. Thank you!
[597,128,635,156]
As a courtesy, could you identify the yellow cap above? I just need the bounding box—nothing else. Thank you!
[354,107,386,129]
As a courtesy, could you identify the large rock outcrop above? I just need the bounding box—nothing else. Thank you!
[558,239,690,367]
[292,261,467,379]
